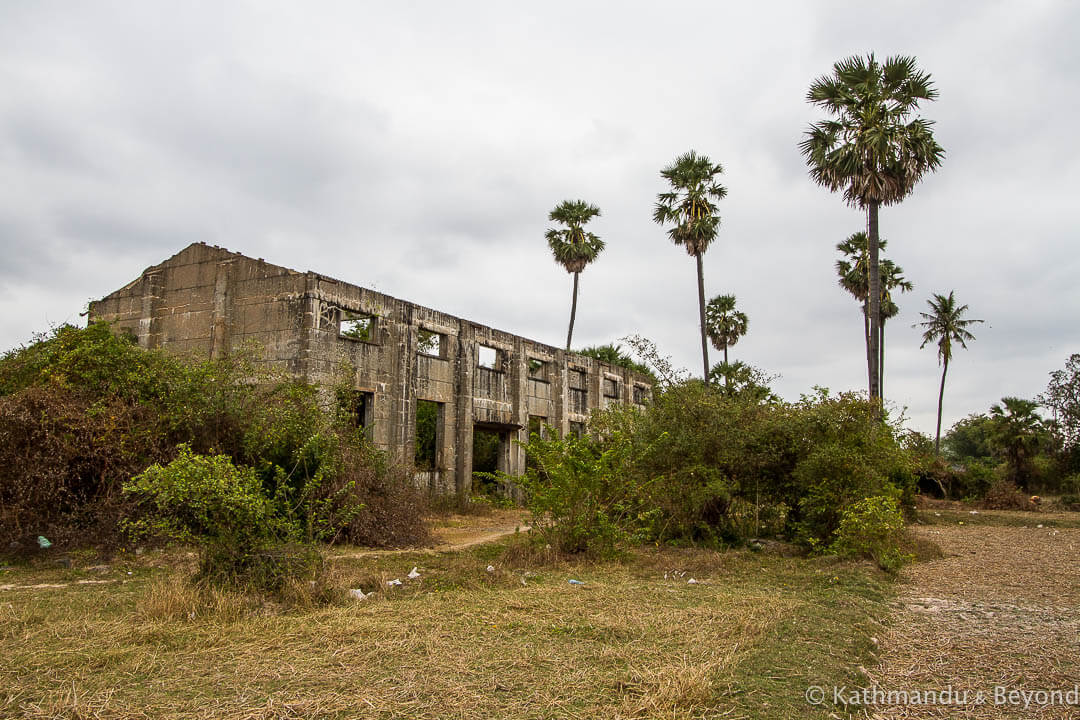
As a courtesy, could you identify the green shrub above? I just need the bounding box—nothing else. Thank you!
[830,496,911,572]
[516,412,643,556]
[124,445,312,590]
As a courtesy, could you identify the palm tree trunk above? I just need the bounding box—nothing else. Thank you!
[879,318,886,404]
[935,355,949,454]
[696,253,710,386]
[862,300,871,392]
[565,271,579,352]
[867,202,882,404]
[723,345,729,390]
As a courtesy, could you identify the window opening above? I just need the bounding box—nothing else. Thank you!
[417,328,445,357]
[340,311,376,342]
[415,400,441,470]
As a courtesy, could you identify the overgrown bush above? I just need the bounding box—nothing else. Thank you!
[830,496,911,573]
[981,479,1031,510]
[0,323,428,554]
[513,379,917,555]
[517,412,643,556]
[123,445,317,590]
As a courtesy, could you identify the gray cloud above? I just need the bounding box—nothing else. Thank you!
[1,0,1077,437]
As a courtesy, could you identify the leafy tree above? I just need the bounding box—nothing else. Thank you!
[944,413,995,462]
[707,360,777,403]
[988,397,1047,489]
[802,54,944,402]
[546,200,604,351]
[705,294,748,369]
[1040,353,1080,452]
[653,151,728,385]
[917,291,983,452]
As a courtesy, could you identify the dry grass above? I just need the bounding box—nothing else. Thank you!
[0,538,888,719]
[872,523,1080,719]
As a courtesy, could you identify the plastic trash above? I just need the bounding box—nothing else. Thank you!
[687,578,698,585]
[407,567,421,579]
[349,588,372,600]
[37,536,51,549]
[486,565,495,573]
[568,579,585,586]
[387,578,402,586]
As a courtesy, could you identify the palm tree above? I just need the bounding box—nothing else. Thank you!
[835,233,912,402]
[653,151,728,385]
[705,294,748,368]
[836,231,881,391]
[878,259,913,401]
[802,54,945,403]
[918,291,983,452]
[989,397,1046,488]
[546,200,604,351]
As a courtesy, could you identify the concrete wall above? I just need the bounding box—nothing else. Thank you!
[89,242,653,494]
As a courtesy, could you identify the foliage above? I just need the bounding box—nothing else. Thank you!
[707,361,777,403]
[545,200,604,274]
[988,397,1049,490]
[122,445,328,590]
[1040,353,1080,453]
[516,378,915,554]
[704,294,748,360]
[516,409,644,556]
[830,495,911,572]
[576,343,655,381]
[0,385,159,547]
[0,323,428,553]
[944,413,995,461]
[124,445,279,545]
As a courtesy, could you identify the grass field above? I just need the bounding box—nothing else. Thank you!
[1,535,890,720]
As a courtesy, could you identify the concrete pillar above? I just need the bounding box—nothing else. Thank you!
[210,260,233,360]
[138,272,163,349]
[454,323,476,495]
[509,337,528,476]
[553,349,569,437]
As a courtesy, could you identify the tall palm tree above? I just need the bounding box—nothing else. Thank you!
[705,294,748,367]
[802,54,945,403]
[546,200,604,351]
[653,151,728,385]
[918,291,983,452]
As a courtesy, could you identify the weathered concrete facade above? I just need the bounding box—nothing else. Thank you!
[89,243,652,493]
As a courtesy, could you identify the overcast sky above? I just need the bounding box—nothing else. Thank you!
[1,1,1077,436]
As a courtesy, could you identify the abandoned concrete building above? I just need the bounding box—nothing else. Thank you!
[88,243,652,494]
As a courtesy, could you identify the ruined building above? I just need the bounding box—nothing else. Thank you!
[88,243,652,494]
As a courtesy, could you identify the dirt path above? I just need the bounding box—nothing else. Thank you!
[871,523,1080,719]
[331,509,530,560]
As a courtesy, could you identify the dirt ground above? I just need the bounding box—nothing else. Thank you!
[871,520,1080,719]
[328,507,531,561]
